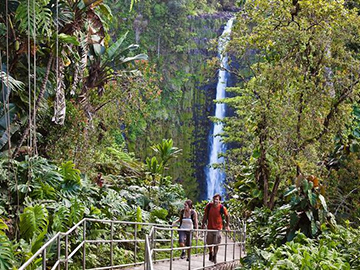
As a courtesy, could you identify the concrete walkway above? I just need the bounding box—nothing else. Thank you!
[127,234,244,270]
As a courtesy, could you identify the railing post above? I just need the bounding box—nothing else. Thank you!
[239,231,242,260]
[110,221,114,268]
[83,220,86,270]
[134,224,138,264]
[170,229,174,270]
[42,248,46,270]
[233,230,236,260]
[57,234,61,270]
[202,230,207,268]
[195,228,198,254]
[224,230,227,262]
[152,227,156,263]
[144,238,147,270]
[188,230,192,270]
[65,234,69,270]
[144,236,148,270]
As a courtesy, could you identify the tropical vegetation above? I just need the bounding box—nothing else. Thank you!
[0,0,359,269]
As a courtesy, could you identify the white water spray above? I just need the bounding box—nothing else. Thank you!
[206,17,234,199]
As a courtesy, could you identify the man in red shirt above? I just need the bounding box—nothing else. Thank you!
[201,193,230,264]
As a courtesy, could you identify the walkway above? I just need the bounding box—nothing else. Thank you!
[128,233,244,270]
[18,218,246,270]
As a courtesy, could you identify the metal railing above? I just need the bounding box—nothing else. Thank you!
[144,226,245,270]
[19,217,246,270]
[18,218,171,270]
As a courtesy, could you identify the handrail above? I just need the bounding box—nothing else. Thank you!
[145,235,154,270]
[145,226,246,270]
[19,218,172,270]
[19,217,246,270]
[18,232,61,270]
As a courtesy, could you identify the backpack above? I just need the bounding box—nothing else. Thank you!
[179,209,196,226]
[204,203,226,227]
[205,203,225,217]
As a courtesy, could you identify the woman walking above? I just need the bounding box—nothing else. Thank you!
[172,199,198,260]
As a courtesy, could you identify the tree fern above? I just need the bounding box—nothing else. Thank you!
[20,204,49,241]
[14,0,53,37]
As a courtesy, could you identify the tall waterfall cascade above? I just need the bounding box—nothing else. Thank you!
[205,17,235,200]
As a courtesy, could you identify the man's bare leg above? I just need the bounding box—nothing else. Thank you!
[213,246,218,263]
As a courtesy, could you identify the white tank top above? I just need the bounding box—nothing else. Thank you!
[180,212,193,230]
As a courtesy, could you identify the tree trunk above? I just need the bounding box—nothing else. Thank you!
[13,54,54,157]
[256,112,270,207]
[268,175,281,209]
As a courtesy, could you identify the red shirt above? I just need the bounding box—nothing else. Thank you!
[206,203,228,230]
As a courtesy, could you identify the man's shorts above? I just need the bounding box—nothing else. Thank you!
[179,230,191,246]
[206,231,221,245]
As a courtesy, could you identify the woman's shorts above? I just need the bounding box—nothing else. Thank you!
[179,230,191,246]
[206,231,221,245]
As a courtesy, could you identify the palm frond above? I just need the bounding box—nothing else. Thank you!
[0,71,24,93]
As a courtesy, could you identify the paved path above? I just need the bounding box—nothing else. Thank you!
[126,234,244,270]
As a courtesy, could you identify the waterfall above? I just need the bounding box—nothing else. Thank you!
[205,17,235,200]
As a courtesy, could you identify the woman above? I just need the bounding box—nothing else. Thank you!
[172,199,198,260]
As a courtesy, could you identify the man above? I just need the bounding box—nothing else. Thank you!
[201,193,230,264]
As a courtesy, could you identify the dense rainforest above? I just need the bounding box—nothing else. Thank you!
[0,0,359,269]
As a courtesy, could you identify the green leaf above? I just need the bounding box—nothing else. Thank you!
[0,219,8,233]
[93,44,103,56]
[305,210,314,222]
[302,180,309,192]
[98,3,113,20]
[311,219,318,236]
[350,143,359,153]
[0,235,14,269]
[307,190,316,207]
[107,31,129,59]
[58,33,80,45]
[121,53,148,63]
[284,186,297,197]
[252,149,260,158]
[318,194,328,212]
[20,204,49,241]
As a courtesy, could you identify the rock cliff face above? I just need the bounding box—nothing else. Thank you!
[135,11,237,201]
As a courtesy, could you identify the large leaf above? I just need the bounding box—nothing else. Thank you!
[284,186,297,197]
[318,194,328,212]
[0,235,14,270]
[307,190,316,207]
[0,219,8,235]
[0,69,24,95]
[121,53,148,64]
[20,204,49,241]
[58,33,80,45]
[107,31,129,59]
